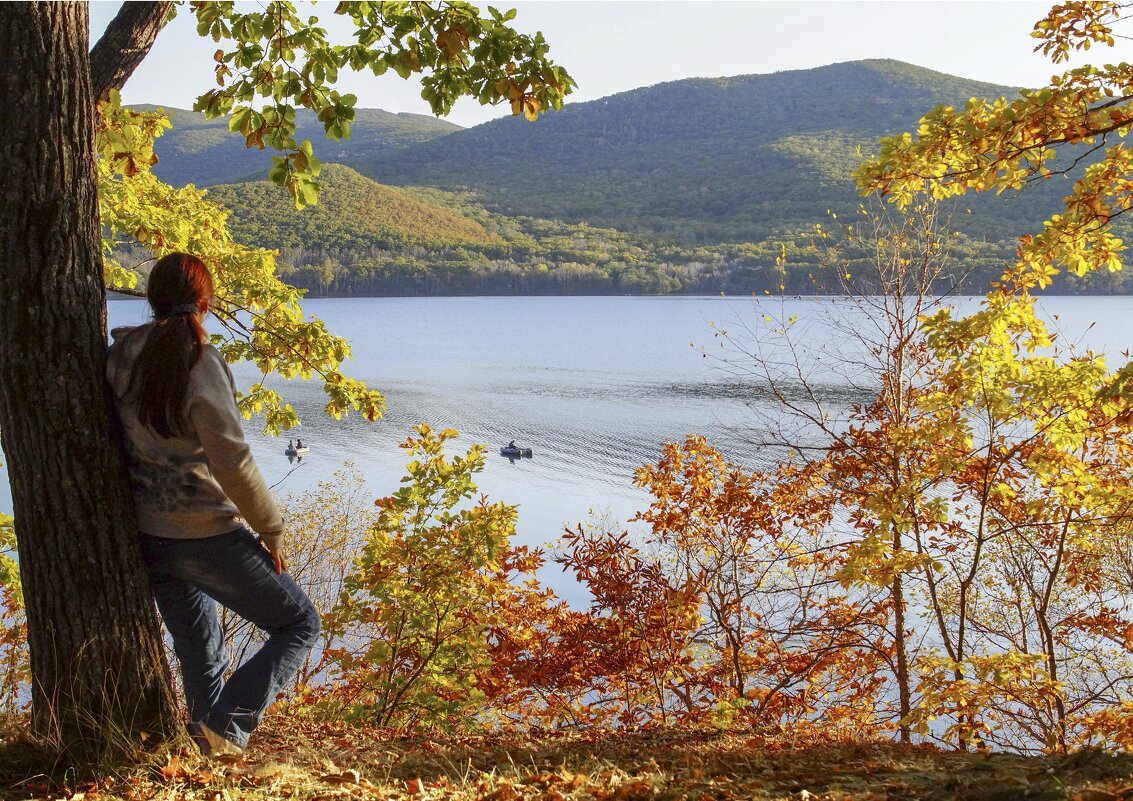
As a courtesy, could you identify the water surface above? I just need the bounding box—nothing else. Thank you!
[4,294,1132,598]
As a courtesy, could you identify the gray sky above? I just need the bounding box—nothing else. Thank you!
[90,1,1102,128]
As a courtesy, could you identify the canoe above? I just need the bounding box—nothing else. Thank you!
[285,446,310,456]
[500,446,533,458]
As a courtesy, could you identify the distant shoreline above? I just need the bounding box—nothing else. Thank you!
[106,290,1133,301]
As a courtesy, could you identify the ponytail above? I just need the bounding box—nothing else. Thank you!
[130,253,214,438]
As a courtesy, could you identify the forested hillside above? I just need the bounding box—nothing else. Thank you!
[150,60,1070,247]
[162,58,1132,294]
[207,164,502,251]
[206,165,1021,296]
[357,59,1069,245]
[144,105,460,188]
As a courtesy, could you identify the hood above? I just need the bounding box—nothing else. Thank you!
[106,323,154,400]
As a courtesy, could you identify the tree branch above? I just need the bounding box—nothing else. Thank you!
[89,2,174,103]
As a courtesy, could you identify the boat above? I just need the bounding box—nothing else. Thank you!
[500,445,533,458]
[285,444,310,456]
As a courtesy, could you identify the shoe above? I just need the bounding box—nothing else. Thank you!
[195,721,243,756]
[187,721,210,756]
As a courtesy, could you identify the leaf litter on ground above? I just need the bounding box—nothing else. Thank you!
[4,715,1133,801]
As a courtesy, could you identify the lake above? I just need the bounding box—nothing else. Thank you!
[186,295,774,561]
[3,294,1133,598]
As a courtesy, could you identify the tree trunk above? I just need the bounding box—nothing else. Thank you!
[89,2,173,103]
[0,3,182,761]
[891,569,911,743]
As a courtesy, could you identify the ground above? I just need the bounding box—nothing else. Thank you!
[4,716,1133,801]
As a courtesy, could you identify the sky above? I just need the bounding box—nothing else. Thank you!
[89,1,1104,129]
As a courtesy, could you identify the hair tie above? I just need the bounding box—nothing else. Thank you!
[154,303,199,319]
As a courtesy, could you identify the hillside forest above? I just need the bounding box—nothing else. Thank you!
[140,59,1133,297]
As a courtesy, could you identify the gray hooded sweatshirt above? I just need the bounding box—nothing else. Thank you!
[106,323,283,548]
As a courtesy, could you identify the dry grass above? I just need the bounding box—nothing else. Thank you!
[3,714,1133,801]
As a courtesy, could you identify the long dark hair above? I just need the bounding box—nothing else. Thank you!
[130,252,214,438]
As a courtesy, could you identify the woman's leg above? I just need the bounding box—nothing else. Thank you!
[163,527,320,748]
[138,533,227,722]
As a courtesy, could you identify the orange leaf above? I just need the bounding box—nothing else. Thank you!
[322,769,361,786]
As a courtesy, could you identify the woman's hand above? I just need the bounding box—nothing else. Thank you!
[260,538,288,574]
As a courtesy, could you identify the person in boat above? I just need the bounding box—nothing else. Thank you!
[507,440,517,450]
[295,438,304,449]
[287,439,294,451]
[106,252,319,757]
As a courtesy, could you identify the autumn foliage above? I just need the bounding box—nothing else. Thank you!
[316,425,538,729]
[224,372,1131,753]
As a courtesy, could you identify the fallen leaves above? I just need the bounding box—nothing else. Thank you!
[8,717,1133,801]
[157,754,224,785]
[320,769,361,786]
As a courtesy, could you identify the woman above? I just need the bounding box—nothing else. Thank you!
[106,252,319,756]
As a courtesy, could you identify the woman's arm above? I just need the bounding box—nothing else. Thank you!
[187,348,284,546]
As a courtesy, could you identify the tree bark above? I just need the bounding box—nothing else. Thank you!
[89,2,174,103]
[0,3,182,761]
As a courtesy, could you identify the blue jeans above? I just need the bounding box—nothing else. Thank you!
[139,526,320,748]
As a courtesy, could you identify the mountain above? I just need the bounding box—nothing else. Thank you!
[143,105,461,188]
[205,164,503,251]
[354,59,1065,244]
[144,61,1070,247]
